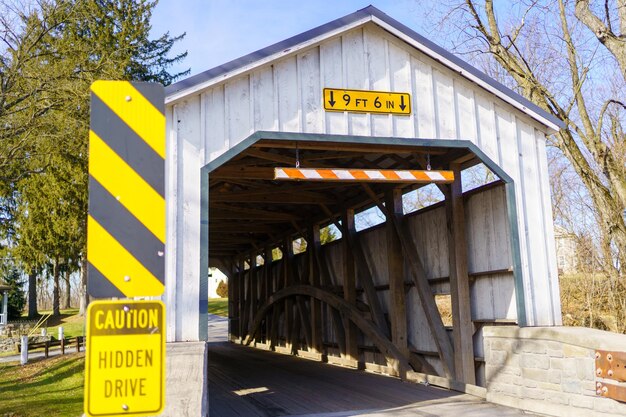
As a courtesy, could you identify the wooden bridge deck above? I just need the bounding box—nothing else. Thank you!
[207,341,536,417]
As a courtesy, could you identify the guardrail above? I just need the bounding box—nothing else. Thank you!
[17,336,84,358]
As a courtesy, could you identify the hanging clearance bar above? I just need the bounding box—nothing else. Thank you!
[274,167,454,183]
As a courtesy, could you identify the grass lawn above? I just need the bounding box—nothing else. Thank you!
[0,353,84,417]
[0,310,86,358]
[208,298,228,317]
[15,308,86,339]
[41,309,86,338]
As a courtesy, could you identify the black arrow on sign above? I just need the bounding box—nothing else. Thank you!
[399,95,406,111]
[328,91,336,107]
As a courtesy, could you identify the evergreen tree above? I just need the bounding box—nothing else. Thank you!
[1,0,188,315]
[1,266,26,320]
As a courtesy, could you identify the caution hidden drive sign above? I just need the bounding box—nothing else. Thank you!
[323,88,411,115]
[87,80,165,298]
[85,300,165,417]
[85,81,167,417]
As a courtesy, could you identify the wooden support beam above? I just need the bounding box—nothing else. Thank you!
[209,224,281,233]
[241,261,253,340]
[360,183,387,215]
[237,259,245,341]
[342,210,359,363]
[313,228,346,354]
[210,204,299,221]
[230,259,241,340]
[211,166,275,180]
[210,236,262,244]
[446,163,476,385]
[244,285,413,377]
[211,191,336,204]
[209,210,294,222]
[295,296,312,350]
[388,204,456,379]
[303,151,374,161]
[243,148,299,165]
[262,247,272,344]
[343,209,390,339]
[269,267,282,349]
[250,263,258,343]
[386,189,409,377]
[210,178,266,189]
[292,251,312,351]
[291,309,302,352]
[283,238,294,353]
[309,226,323,354]
[451,152,476,165]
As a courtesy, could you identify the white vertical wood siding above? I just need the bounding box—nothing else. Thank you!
[166,22,560,341]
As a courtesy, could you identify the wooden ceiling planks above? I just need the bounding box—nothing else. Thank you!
[208,140,476,259]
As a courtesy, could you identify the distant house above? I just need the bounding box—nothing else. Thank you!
[208,268,228,299]
[554,225,578,274]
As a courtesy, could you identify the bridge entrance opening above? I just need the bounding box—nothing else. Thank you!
[204,132,522,394]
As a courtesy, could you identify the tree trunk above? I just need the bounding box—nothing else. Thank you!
[53,259,60,316]
[27,269,38,318]
[64,270,71,309]
[79,256,89,316]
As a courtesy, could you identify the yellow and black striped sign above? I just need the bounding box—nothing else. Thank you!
[88,81,165,298]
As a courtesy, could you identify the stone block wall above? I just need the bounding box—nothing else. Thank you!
[484,326,626,417]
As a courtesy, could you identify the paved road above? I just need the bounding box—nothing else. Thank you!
[0,346,69,363]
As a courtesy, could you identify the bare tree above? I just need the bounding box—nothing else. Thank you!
[0,1,75,185]
[435,0,626,277]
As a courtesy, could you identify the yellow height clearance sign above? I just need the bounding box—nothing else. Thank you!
[323,88,411,115]
[85,300,165,417]
[87,81,165,298]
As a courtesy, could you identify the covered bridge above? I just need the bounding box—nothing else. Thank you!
[163,5,562,388]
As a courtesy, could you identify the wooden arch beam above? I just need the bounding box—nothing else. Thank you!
[243,284,414,377]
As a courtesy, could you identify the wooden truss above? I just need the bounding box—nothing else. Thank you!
[212,140,494,386]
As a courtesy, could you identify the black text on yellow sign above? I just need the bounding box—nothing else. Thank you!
[85,300,165,417]
[323,88,411,115]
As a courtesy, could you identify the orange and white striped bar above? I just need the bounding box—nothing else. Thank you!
[274,167,454,183]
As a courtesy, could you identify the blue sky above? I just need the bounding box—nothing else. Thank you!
[150,1,432,79]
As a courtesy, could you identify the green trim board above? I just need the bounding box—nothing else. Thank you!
[198,170,209,341]
[201,130,527,327]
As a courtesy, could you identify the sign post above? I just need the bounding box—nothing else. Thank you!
[85,80,166,417]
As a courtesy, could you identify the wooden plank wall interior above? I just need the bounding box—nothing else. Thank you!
[215,140,515,388]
